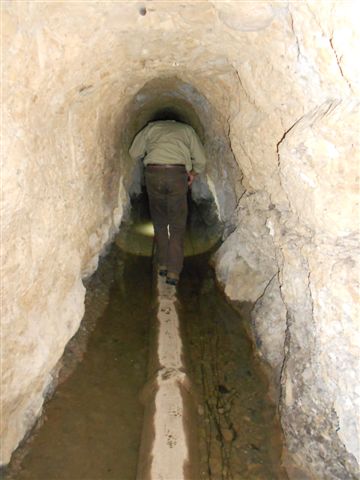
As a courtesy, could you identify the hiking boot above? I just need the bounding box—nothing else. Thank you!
[158,265,167,277]
[166,273,179,286]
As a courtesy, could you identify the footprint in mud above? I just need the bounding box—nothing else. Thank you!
[166,430,178,448]
[168,405,182,417]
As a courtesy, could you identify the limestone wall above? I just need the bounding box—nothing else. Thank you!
[2,1,359,478]
[213,3,359,477]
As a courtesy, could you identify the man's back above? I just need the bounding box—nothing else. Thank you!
[129,119,207,285]
[129,120,206,174]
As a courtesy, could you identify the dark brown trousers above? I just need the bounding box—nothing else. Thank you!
[145,166,188,276]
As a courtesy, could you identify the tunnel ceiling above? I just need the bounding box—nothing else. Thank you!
[3,1,360,478]
[121,77,206,142]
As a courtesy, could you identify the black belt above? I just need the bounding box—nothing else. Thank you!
[146,163,185,168]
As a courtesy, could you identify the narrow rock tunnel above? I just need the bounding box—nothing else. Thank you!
[2,2,359,479]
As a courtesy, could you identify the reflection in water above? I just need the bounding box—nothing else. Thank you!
[180,254,287,480]
[5,194,285,480]
[6,245,152,480]
[116,193,223,257]
[134,221,154,237]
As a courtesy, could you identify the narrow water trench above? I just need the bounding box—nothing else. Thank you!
[5,195,285,480]
[6,240,153,480]
[179,256,286,479]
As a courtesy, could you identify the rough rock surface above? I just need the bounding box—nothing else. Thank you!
[2,1,359,478]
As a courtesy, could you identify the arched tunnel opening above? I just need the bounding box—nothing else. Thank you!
[3,3,359,480]
[118,77,230,259]
[120,76,242,224]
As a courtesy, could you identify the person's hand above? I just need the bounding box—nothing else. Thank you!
[188,170,198,187]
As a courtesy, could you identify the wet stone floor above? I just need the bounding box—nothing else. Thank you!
[5,197,286,480]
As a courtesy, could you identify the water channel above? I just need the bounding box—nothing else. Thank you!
[5,195,286,480]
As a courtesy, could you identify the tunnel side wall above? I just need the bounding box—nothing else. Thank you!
[213,2,360,478]
[2,2,359,478]
[2,6,129,464]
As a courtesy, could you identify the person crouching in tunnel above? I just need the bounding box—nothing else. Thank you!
[129,119,206,286]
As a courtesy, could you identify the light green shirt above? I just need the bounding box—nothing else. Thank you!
[129,120,206,174]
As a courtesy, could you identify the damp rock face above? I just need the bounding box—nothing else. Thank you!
[2,1,359,478]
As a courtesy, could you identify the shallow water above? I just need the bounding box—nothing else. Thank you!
[5,248,152,480]
[5,197,286,480]
[179,254,287,480]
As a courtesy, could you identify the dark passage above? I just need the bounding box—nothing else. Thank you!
[5,195,285,480]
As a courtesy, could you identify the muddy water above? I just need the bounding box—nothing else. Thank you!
[179,253,287,480]
[5,197,285,480]
[5,247,152,480]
